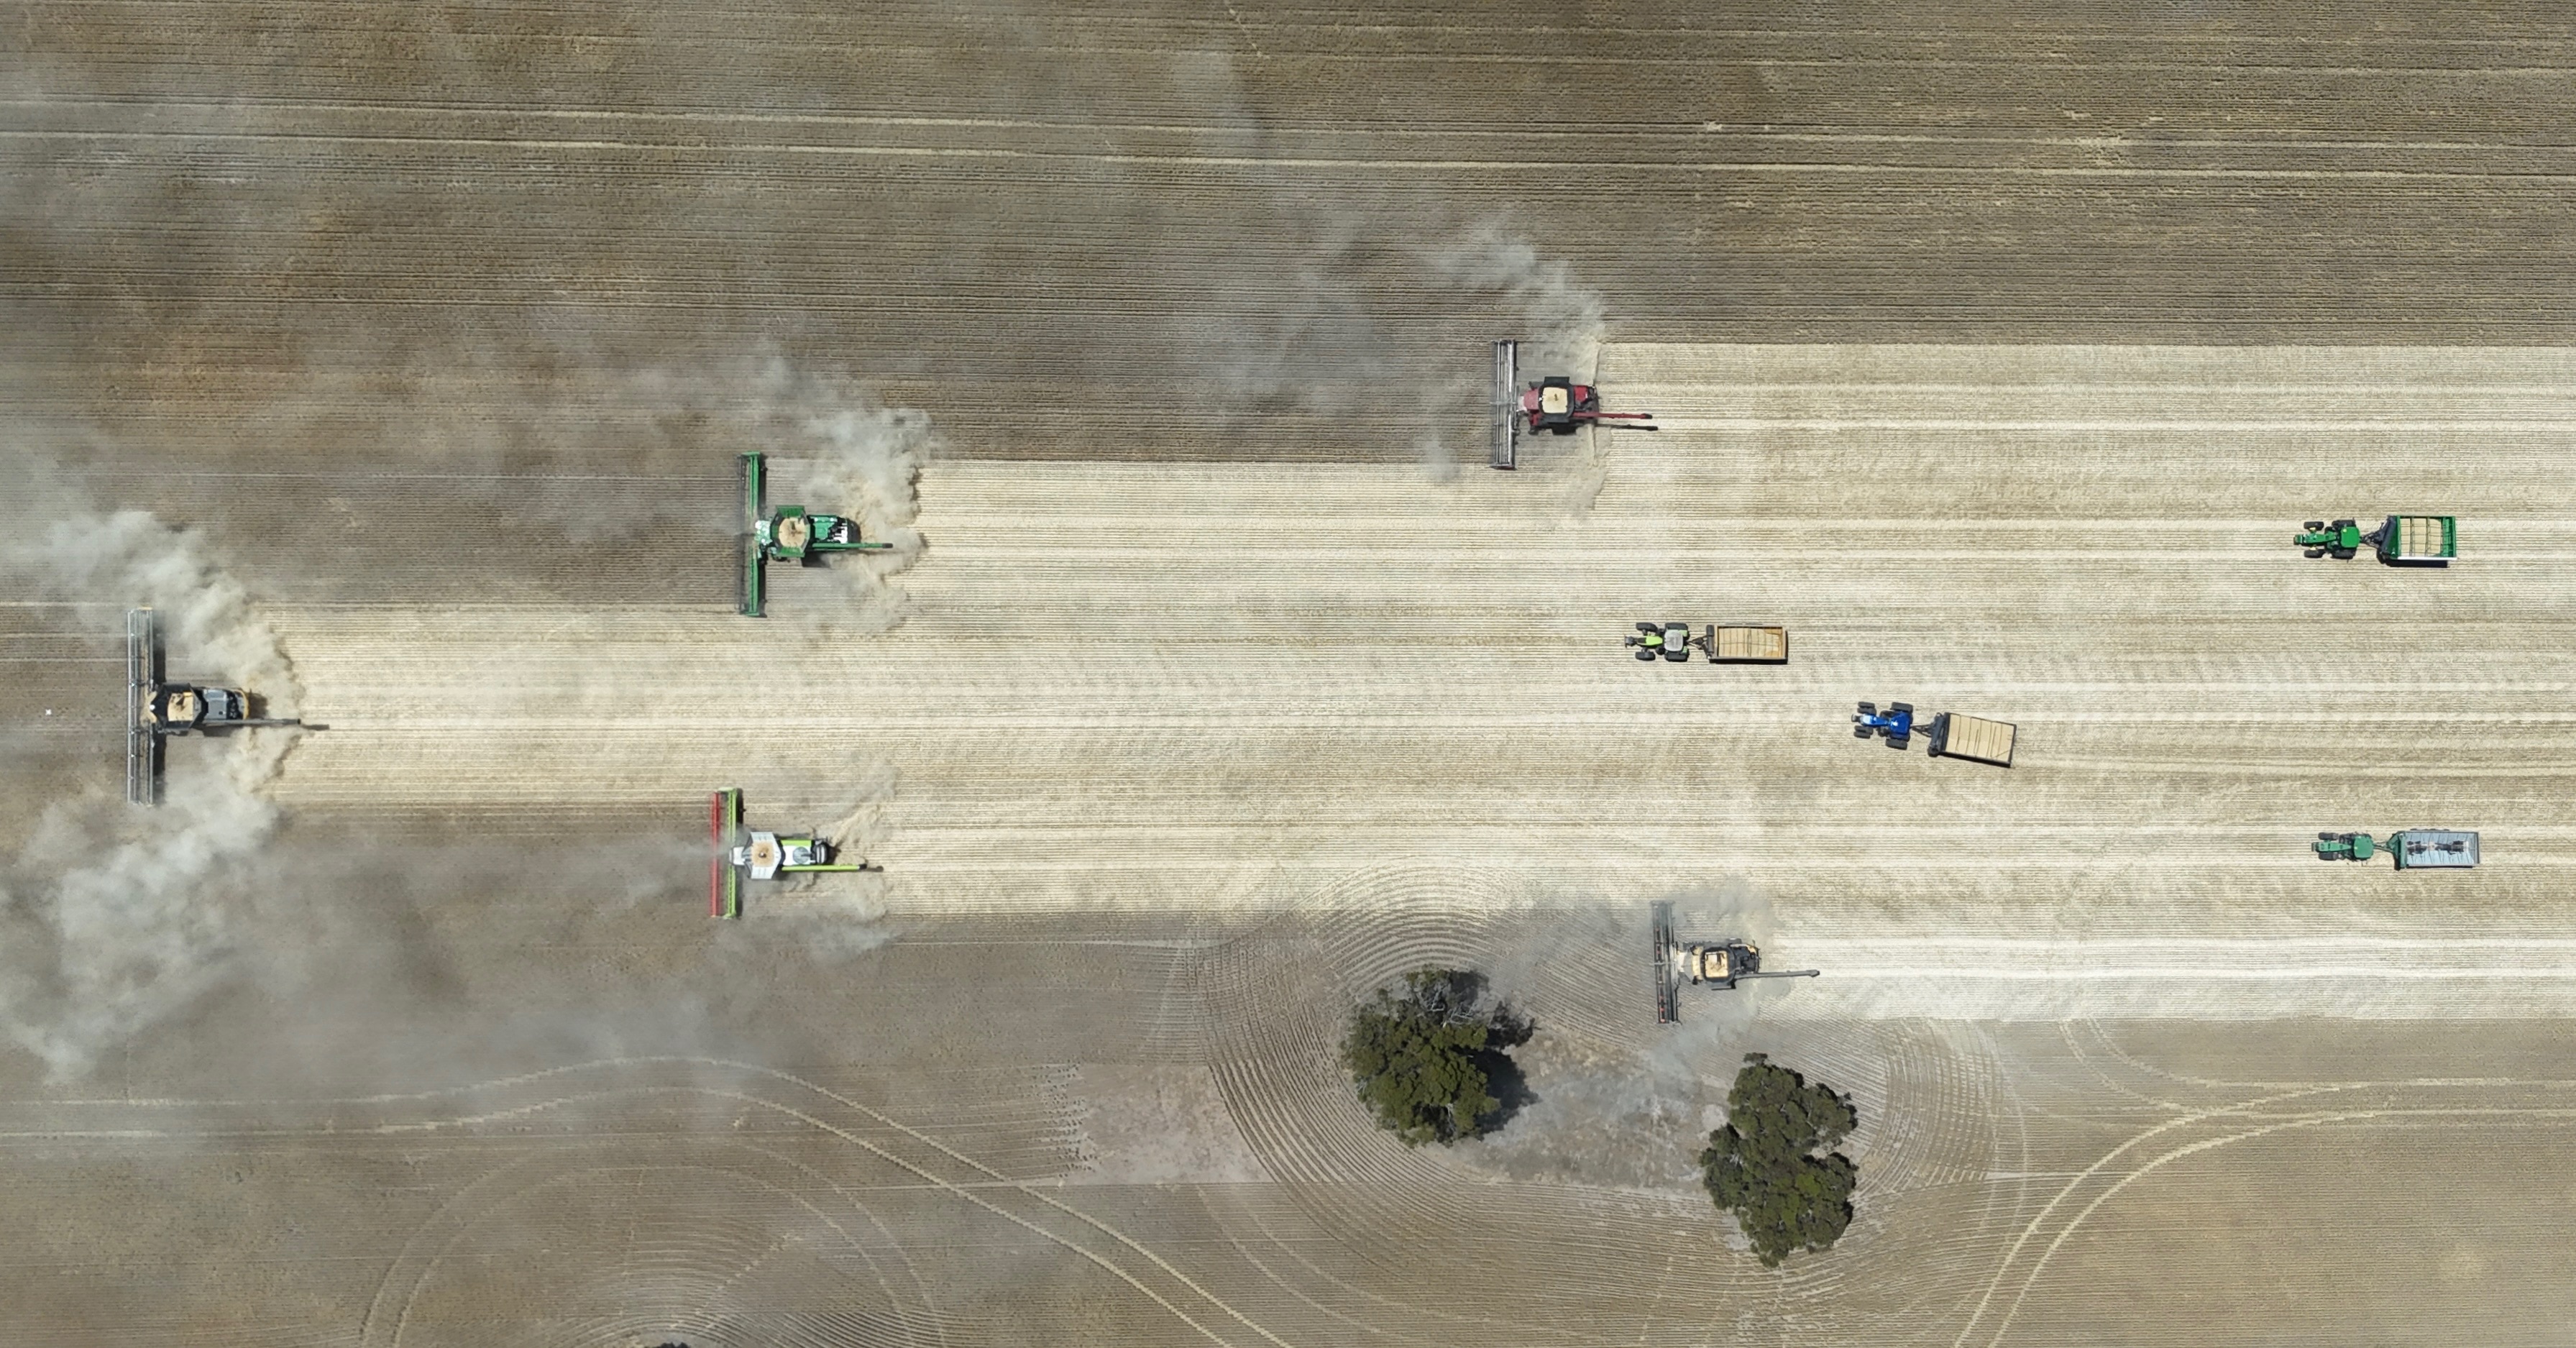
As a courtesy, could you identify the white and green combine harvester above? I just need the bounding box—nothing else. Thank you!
[126,607,304,805]
[738,451,893,616]
[708,788,868,918]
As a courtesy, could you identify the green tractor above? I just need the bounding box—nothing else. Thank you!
[2315,829,2479,868]
[740,452,894,616]
[2296,514,2456,564]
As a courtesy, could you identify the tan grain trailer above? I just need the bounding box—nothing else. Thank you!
[1708,625,1789,664]
[1927,712,2016,767]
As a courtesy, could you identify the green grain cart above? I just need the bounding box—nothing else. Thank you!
[2296,514,2455,565]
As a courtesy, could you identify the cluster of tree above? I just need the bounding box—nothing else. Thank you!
[1339,975,1859,1267]
[1338,966,1531,1146]
[1700,1053,1859,1266]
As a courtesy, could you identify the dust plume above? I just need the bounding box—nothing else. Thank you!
[0,477,300,1079]
[4,503,297,707]
[1425,224,1609,379]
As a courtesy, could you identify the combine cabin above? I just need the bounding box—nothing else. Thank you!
[1709,625,1789,664]
[1928,712,2017,767]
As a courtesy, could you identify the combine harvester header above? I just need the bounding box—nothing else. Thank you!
[739,451,894,616]
[126,607,305,805]
[709,788,870,918]
[1488,340,1658,470]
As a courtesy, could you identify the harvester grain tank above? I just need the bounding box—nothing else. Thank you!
[739,451,893,616]
[2314,829,2478,868]
[1626,622,1790,663]
[126,607,305,805]
[2296,514,2455,564]
[709,788,871,918]
[1853,701,2016,766]
[1653,902,1818,1024]
[1488,340,1657,469]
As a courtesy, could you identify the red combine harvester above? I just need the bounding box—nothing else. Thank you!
[1488,340,1658,469]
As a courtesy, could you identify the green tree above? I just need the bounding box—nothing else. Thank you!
[1700,1053,1859,1266]
[1339,967,1530,1146]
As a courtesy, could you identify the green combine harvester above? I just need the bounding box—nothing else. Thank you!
[2296,514,2455,565]
[709,788,869,918]
[739,451,893,616]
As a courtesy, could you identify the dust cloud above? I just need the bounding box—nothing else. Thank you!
[0,473,300,1078]
[1425,224,1609,378]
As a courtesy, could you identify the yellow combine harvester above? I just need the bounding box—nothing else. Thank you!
[1653,902,1819,1024]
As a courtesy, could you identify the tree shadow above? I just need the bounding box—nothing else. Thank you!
[1475,996,1539,1133]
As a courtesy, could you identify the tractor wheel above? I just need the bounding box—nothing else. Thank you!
[1891,702,1913,715]
[2304,521,2324,531]
[1886,735,1909,749]
[1854,725,1873,738]
[1857,702,1876,715]
[2304,548,2325,559]
[1635,648,1656,661]
[2319,831,2337,840]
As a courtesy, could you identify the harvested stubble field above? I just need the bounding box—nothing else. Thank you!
[6,4,2576,1347]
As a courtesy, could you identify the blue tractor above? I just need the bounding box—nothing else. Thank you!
[1853,700,1915,748]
